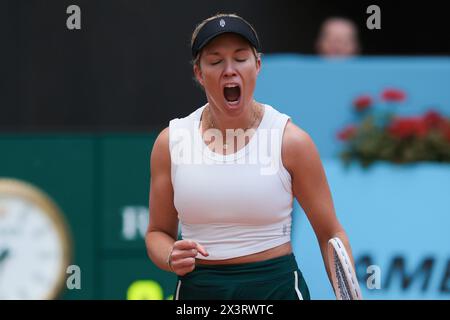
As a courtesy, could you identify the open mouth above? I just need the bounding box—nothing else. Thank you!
[223,84,241,105]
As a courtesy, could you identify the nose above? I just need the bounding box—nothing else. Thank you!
[223,60,237,77]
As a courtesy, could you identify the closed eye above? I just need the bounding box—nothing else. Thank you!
[211,60,222,65]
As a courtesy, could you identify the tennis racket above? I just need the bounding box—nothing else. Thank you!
[327,237,363,300]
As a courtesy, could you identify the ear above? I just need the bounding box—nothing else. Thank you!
[193,63,205,87]
[255,55,262,76]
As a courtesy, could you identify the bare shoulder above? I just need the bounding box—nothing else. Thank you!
[151,127,170,172]
[282,120,322,175]
[153,127,169,150]
[282,120,314,149]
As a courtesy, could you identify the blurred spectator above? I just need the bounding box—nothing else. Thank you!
[315,17,361,57]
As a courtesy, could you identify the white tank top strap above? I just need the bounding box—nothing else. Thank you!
[168,105,206,185]
[272,111,292,193]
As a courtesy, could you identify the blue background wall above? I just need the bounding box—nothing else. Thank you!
[256,55,450,299]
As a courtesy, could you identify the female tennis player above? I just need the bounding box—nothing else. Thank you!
[145,13,357,300]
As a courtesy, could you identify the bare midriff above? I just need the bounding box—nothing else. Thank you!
[195,242,292,265]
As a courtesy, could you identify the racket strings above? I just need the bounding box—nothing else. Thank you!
[334,250,352,300]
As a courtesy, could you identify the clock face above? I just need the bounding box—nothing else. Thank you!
[0,179,71,300]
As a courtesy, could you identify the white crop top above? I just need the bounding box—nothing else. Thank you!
[168,104,293,260]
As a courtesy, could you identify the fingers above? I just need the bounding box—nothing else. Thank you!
[171,257,196,276]
[175,262,196,276]
[196,243,209,257]
[169,240,209,276]
[173,240,209,256]
[172,248,198,259]
[174,240,197,250]
[170,254,196,276]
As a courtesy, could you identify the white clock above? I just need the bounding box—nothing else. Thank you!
[0,178,72,300]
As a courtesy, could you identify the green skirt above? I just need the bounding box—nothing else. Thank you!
[174,253,310,300]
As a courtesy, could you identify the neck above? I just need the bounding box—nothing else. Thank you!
[205,101,261,134]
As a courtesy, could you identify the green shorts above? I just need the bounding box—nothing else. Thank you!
[174,253,310,300]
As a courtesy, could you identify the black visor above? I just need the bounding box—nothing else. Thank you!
[191,16,261,58]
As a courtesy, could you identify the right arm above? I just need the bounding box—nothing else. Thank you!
[145,127,208,275]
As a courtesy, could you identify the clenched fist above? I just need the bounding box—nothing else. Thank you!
[168,240,209,276]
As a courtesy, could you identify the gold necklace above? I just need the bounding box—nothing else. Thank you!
[205,102,261,150]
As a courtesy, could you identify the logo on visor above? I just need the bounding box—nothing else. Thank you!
[219,19,226,27]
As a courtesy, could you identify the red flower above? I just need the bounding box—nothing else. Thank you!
[353,95,372,112]
[423,110,444,129]
[381,88,406,102]
[337,125,357,141]
[388,117,428,139]
[439,120,450,142]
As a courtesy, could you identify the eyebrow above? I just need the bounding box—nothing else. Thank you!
[204,47,251,56]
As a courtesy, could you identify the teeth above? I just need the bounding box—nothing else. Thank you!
[224,84,239,88]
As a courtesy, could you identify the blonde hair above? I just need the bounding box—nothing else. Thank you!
[190,13,261,68]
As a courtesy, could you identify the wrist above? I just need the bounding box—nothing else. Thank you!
[166,246,175,272]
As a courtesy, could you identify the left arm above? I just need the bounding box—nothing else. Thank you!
[282,120,355,285]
